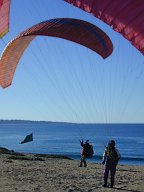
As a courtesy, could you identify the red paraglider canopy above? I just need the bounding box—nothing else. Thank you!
[0,0,10,38]
[64,0,144,55]
[0,18,113,88]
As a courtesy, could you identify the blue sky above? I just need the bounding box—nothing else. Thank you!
[0,0,144,123]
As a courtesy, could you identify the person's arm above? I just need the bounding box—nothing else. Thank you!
[102,149,107,165]
[115,149,121,164]
[116,149,121,159]
[80,140,84,147]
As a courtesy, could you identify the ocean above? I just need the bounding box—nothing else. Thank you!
[0,120,143,166]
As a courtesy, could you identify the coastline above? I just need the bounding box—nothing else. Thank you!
[0,148,143,192]
[68,154,144,166]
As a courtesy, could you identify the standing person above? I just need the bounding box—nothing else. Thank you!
[102,140,121,188]
[79,140,94,167]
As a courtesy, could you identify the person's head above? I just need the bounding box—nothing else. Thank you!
[86,140,89,144]
[108,140,115,147]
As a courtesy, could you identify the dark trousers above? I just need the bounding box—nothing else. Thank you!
[79,155,87,167]
[104,164,116,187]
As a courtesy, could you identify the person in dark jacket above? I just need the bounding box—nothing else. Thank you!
[102,140,121,188]
[79,140,93,167]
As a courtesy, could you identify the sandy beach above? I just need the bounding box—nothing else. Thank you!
[0,148,143,192]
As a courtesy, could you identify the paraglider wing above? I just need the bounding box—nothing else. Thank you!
[0,18,113,88]
[0,0,10,38]
[64,0,144,55]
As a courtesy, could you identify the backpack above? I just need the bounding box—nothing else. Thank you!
[84,144,94,158]
[106,147,119,164]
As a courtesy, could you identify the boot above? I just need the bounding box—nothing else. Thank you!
[110,184,113,188]
[102,183,107,187]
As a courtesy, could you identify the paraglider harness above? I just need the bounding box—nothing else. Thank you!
[104,144,119,165]
[81,140,94,158]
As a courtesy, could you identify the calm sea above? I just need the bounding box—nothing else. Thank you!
[0,120,143,166]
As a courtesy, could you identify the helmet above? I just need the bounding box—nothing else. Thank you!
[108,140,115,147]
